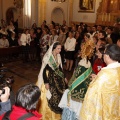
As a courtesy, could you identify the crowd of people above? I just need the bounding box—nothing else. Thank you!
[0,18,120,120]
[0,19,120,63]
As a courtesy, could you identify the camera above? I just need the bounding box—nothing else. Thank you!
[0,63,14,96]
[0,76,14,95]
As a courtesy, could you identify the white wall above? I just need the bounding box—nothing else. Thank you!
[72,0,102,23]
[1,0,23,28]
[0,0,102,28]
[0,0,3,21]
[45,0,102,25]
[2,0,14,20]
[31,0,38,26]
[46,0,69,25]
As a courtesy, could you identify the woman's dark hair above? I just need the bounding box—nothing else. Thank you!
[98,46,105,54]
[69,30,74,35]
[60,27,65,33]
[15,83,41,111]
[23,29,29,34]
[105,44,120,61]
[52,42,61,50]
[98,46,105,60]
[51,29,57,35]
[99,30,107,38]
[43,28,49,34]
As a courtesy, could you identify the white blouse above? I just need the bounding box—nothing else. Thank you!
[20,33,31,46]
[64,37,76,51]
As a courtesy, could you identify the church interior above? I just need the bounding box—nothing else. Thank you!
[0,0,120,119]
[0,0,120,92]
[0,0,120,93]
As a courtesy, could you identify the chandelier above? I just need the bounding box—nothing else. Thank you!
[51,0,66,3]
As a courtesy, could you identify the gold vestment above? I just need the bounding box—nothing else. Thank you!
[80,64,120,120]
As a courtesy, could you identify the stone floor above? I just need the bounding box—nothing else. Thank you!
[1,60,73,94]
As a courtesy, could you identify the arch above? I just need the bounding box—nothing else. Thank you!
[6,7,17,25]
[51,7,65,25]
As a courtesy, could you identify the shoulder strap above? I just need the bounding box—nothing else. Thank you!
[18,112,35,120]
[2,110,35,120]
[2,110,11,120]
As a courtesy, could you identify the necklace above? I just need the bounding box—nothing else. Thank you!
[68,38,72,43]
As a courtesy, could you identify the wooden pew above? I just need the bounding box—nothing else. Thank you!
[0,46,22,57]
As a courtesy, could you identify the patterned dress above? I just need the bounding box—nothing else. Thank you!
[37,54,67,120]
[59,58,92,120]
[40,34,50,59]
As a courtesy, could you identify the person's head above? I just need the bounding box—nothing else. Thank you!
[32,23,37,28]
[77,26,83,33]
[52,42,61,54]
[103,44,120,65]
[18,33,21,38]
[75,31,80,38]
[30,28,35,34]
[55,24,59,30]
[60,27,65,34]
[84,33,90,42]
[63,20,66,26]
[37,27,42,33]
[97,25,103,32]
[100,38,107,46]
[96,38,107,51]
[68,31,74,38]
[15,83,41,111]
[87,26,91,32]
[107,27,113,34]
[51,29,57,36]
[49,24,54,30]
[92,26,97,32]
[98,30,106,39]
[23,29,29,34]
[43,28,49,35]
[71,26,76,31]
[93,35,98,44]
[96,46,105,59]
[117,39,120,47]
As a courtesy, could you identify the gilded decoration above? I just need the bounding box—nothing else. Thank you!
[78,0,95,12]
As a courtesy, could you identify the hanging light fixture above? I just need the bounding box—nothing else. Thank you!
[51,0,66,3]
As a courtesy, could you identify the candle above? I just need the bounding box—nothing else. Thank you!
[108,13,110,22]
[105,13,107,22]
[102,13,103,21]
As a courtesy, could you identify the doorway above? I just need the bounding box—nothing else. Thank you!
[6,7,17,25]
[51,7,64,25]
